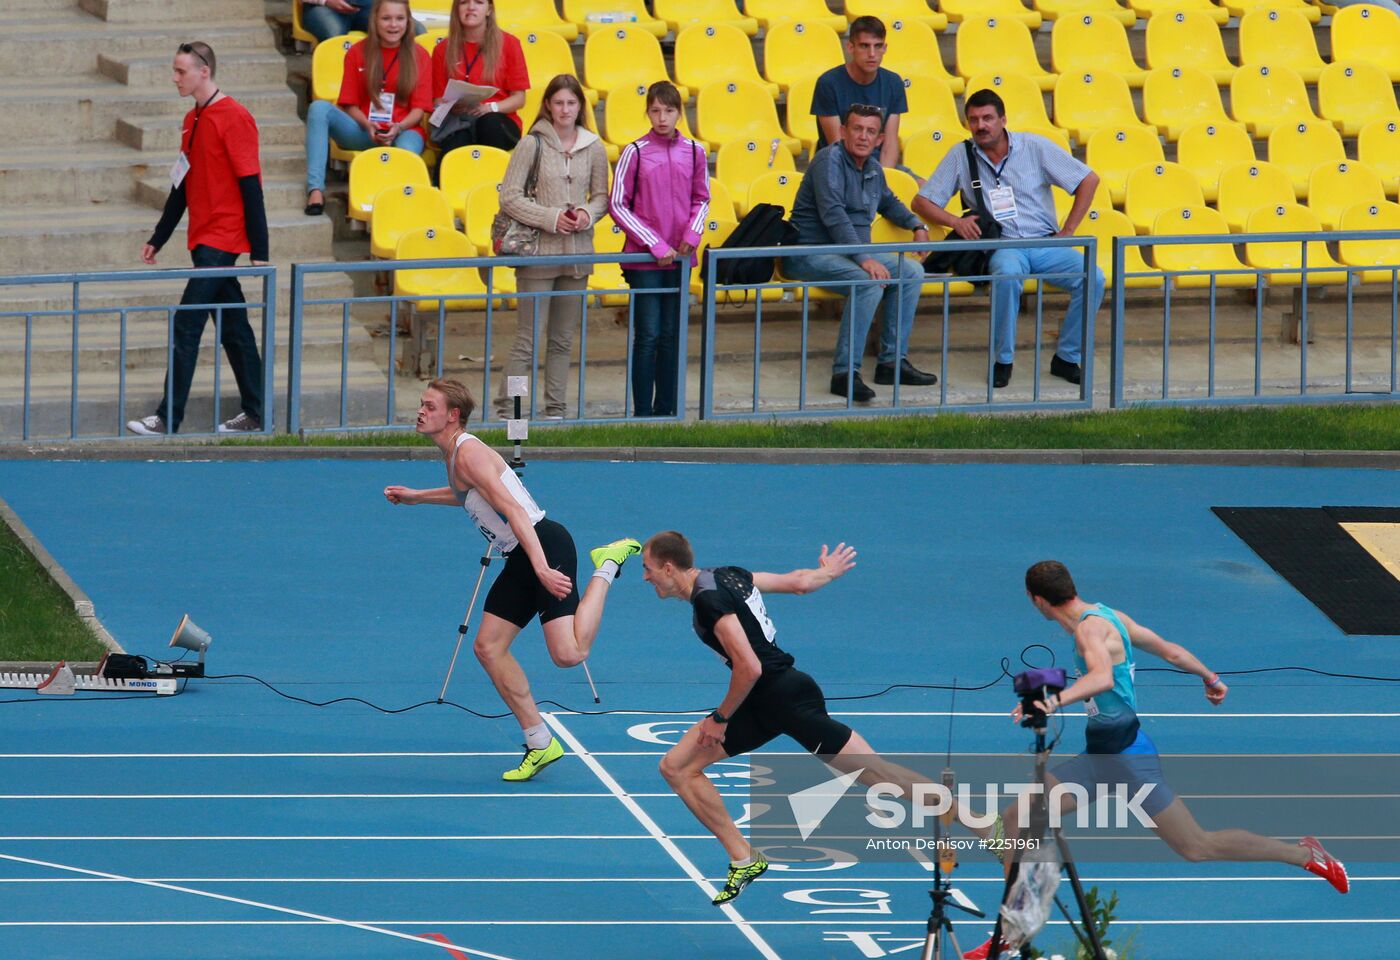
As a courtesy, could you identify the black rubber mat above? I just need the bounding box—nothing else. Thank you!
[1212,506,1400,636]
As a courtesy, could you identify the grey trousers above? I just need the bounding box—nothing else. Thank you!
[494,274,587,418]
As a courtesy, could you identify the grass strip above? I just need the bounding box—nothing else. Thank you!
[0,519,107,662]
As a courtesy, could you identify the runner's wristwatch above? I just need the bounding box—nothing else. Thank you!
[709,710,729,724]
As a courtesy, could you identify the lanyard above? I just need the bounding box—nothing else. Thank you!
[460,44,481,81]
[973,136,1012,186]
[186,88,220,154]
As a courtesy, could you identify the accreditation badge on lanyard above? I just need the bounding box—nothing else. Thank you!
[170,151,190,188]
[369,92,396,126]
[988,184,1018,223]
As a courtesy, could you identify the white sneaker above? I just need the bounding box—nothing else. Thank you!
[126,414,168,436]
[217,412,262,433]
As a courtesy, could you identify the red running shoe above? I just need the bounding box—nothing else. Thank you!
[1300,836,1349,893]
[962,935,1014,960]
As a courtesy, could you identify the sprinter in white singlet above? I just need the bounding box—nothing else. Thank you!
[384,379,641,782]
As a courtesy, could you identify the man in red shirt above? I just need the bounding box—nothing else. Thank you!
[128,41,268,436]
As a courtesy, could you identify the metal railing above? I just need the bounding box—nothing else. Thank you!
[0,266,276,441]
[1110,228,1400,408]
[286,251,690,434]
[698,236,1099,419]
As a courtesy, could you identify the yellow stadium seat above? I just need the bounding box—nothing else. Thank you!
[1037,0,1137,26]
[1026,125,1074,152]
[563,0,668,38]
[697,216,787,303]
[1215,160,1295,232]
[1337,200,1400,283]
[1243,204,1349,285]
[744,0,845,33]
[847,0,949,31]
[784,76,821,154]
[884,18,963,94]
[311,34,364,102]
[1144,10,1234,84]
[1317,61,1400,138]
[957,17,1056,92]
[675,24,778,100]
[1359,119,1400,198]
[1176,120,1255,203]
[584,26,686,100]
[746,169,802,214]
[438,144,511,224]
[462,182,505,252]
[291,0,317,47]
[883,167,921,210]
[654,0,758,36]
[965,73,1054,131]
[1055,70,1151,143]
[415,0,451,14]
[586,215,630,307]
[520,31,598,106]
[903,125,968,178]
[1053,181,1115,227]
[393,227,513,317]
[601,82,700,148]
[899,74,965,140]
[348,147,430,222]
[1230,64,1321,138]
[1222,0,1320,22]
[1141,67,1234,141]
[1051,14,1148,87]
[1075,207,1164,287]
[715,139,796,216]
[762,21,843,92]
[1151,205,1255,287]
[705,176,736,221]
[941,0,1043,28]
[1085,126,1165,205]
[370,183,454,259]
[1124,161,1206,233]
[1129,0,1228,25]
[1268,120,1346,199]
[416,29,447,55]
[1237,9,1325,83]
[1331,4,1400,81]
[1308,160,1387,229]
[695,80,800,155]
[496,0,580,41]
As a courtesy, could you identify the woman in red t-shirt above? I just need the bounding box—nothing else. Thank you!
[304,0,433,215]
[430,0,530,155]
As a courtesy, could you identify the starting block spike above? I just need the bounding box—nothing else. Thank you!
[36,661,76,696]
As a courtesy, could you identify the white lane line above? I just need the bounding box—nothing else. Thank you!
[0,794,615,800]
[0,835,708,842]
[0,752,524,759]
[542,712,783,960]
[0,852,517,958]
[0,919,1392,927]
[0,875,1395,884]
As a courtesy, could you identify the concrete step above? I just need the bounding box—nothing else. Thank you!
[80,0,266,25]
[0,202,334,274]
[0,14,279,78]
[0,0,79,13]
[99,50,297,90]
[11,77,299,144]
[117,111,306,152]
[135,172,311,212]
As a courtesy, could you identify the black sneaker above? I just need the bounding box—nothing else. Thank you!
[874,358,938,386]
[992,362,1013,388]
[830,372,876,403]
[1050,354,1082,385]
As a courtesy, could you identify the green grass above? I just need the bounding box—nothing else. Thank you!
[232,404,1400,451]
[0,520,108,663]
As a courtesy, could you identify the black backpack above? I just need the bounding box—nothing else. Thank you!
[710,203,799,287]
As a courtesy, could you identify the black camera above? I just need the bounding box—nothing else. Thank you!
[1013,667,1067,729]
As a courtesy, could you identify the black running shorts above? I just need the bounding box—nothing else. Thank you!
[482,517,581,628]
[722,668,853,758]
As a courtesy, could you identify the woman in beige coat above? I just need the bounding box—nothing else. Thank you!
[494,74,609,419]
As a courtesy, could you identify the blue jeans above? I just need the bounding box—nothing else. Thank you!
[156,245,264,432]
[783,251,924,375]
[302,0,425,41]
[305,100,425,193]
[988,245,1105,366]
[623,266,682,417]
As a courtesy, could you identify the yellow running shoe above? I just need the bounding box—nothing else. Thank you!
[712,857,768,905]
[590,538,642,574]
[501,737,565,782]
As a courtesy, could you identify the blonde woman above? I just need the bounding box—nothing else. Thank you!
[304,0,432,215]
[431,0,529,153]
[494,74,609,420]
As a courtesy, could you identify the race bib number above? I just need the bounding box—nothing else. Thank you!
[744,589,777,644]
[369,92,396,126]
[988,185,1017,223]
[170,151,190,188]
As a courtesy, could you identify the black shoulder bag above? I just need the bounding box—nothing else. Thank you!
[925,139,1003,280]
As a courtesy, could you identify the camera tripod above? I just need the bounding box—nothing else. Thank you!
[984,721,1108,960]
[921,771,984,960]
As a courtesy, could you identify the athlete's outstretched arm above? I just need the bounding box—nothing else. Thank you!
[1119,611,1228,705]
[384,485,464,506]
[751,543,856,595]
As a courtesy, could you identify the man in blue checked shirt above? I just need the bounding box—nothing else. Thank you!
[914,88,1104,390]
[785,105,939,403]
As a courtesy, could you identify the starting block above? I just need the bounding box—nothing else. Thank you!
[0,661,178,696]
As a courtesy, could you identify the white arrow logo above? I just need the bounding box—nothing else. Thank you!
[787,768,865,842]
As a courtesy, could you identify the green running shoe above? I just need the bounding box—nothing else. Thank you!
[712,857,768,905]
[590,537,642,574]
[501,737,565,782]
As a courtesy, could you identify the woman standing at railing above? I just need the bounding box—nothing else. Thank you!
[303,0,433,216]
[431,0,530,156]
[493,75,610,420]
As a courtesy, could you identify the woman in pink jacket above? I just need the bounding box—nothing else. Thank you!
[607,81,709,418]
